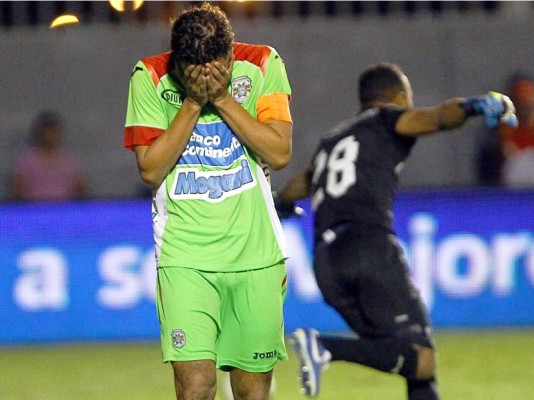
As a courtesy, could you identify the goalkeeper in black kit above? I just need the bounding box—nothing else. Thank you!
[274,62,517,399]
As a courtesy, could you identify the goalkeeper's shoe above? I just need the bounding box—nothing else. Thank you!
[290,328,332,397]
[464,91,518,128]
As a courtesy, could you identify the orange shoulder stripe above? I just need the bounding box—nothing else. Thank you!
[233,42,271,75]
[257,93,292,123]
[141,52,173,86]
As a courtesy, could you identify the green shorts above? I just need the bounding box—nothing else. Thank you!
[156,261,288,372]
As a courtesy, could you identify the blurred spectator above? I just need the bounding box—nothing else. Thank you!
[9,110,88,201]
[476,127,505,186]
[476,72,534,187]
[500,74,534,187]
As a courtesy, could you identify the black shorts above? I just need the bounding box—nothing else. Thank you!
[314,223,431,339]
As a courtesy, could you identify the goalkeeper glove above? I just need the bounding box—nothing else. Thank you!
[272,191,305,220]
[462,91,518,128]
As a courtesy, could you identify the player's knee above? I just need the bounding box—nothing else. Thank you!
[174,376,217,400]
[230,369,272,400]
[232,386,271,400]
[394,325,437,380]
[414,344,437,380]
[172,361,217,400]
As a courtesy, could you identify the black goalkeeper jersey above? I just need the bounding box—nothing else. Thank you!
[310,106,416,240]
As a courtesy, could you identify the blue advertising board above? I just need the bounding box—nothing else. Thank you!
[1,189,533,344]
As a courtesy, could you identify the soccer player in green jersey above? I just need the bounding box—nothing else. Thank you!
[123,3,293,399]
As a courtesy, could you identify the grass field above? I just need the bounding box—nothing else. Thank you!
[1,329,533,400]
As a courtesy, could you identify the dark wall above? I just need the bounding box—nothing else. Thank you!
[1,12,533,199]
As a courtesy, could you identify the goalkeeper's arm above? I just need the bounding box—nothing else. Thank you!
[394,92,517,137]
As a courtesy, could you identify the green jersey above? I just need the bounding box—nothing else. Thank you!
[124,43,292,272]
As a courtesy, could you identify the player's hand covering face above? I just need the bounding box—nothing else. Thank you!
[206,55,234,105]
[177,63,208,107]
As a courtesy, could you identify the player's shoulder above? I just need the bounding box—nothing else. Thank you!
[317,117,359,150]
[375,105,411,136]
[319,107,401,146]
[323,109,377,140]
[137,51,171,68]
[359,106,407,135]
[233,42,280,71]
[134,51,173,85]
[233,42,276,58]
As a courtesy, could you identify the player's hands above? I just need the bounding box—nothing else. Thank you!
[272,191,305,220]
[180,64,208,108]
[206,57,233,105]
[491,92,519,127]
[465,92,518,128]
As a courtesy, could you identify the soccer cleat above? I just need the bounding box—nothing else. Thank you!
[290,328,332,397]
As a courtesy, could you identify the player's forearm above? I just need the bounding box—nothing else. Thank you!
[435,98,470,130]
[396,98,467,136]
[279,168,311,202]
[135,100,201,187]
[213,94,292,170]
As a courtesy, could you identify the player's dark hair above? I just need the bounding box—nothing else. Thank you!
[359,62,406,106]
[170,2,234,65]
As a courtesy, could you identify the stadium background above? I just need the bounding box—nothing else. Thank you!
[1,2,533,399]
[2,1,534,198]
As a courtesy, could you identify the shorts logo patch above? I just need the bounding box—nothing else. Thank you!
[171,329,186,349]
[253,349,278,359]
[232,76,252,104]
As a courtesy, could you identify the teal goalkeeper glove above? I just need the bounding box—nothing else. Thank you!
[463,91,518,128]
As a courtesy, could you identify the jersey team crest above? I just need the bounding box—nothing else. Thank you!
[171,329,186,349]
[232,76,252,104]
